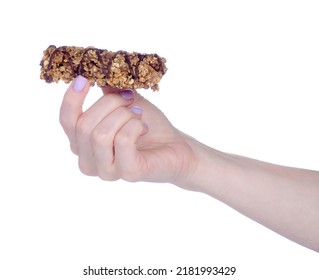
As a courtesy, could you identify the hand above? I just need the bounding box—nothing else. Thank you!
[59,77,319,252]
[59,76,196,183]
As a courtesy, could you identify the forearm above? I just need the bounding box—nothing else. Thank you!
[177,136,319,252]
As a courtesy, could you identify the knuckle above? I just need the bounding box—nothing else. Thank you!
[121,169,141,183]
[59,114,66,127]
[91,126,110,147]
[98,173,118,181]
[59,113,70,130]
[90,109,135,147]
[115,106,137,122]
[96,165,119,181]
[122,174,139,183]
[117,106,132,116]
[115,132,130,147]
[59,101,73,126]
[76,115,91,137]
[105,93,127,105]
[115,119,143,144]
[70,143,78,155]
[117,162,142,183]
[100,94,124,110]
[78,159,96,176]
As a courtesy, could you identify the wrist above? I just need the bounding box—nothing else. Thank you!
[173,134,232,194]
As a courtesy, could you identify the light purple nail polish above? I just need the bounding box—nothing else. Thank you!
[120,89,134,100]
[142,122,149,130]
[130,106,143,115]
[73,75,87,92]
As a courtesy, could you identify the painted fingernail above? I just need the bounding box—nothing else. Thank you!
[73,75,87,92]
[130,106,143,115]
[120,89,134,100]
[142,122,149,134]
[142,122,149,130]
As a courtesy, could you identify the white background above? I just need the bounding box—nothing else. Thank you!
[0,0,318,279]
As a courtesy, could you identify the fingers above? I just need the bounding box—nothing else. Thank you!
[102,85,123,94]
[113,118,149,182]
[102,85,137,95]
[91,107,146,180]
[76,94,137,176]
[60,79,151,181]
[60,76,134,155]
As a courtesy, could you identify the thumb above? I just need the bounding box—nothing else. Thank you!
[59,75,90,154]
[60,75,90,121]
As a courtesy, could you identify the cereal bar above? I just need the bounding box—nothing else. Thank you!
[40,45,167,91]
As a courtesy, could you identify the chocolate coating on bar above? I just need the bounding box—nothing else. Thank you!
[40,45,167,91]
[44,46,75,82]
[77,48,105,76]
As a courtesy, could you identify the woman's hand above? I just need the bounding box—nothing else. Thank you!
[59,76,196,183]
[59,76,319,252]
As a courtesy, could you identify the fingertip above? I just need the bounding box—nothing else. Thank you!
[141,122,149,136]
[102,85,122,94]
[72,75,88,93]
[130,106,143,116]
[102,86,138,97]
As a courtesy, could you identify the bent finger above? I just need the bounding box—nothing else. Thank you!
[114,118,148,182]
[102,85,137,96]
[75,93,134,174]
[91,107,143,181]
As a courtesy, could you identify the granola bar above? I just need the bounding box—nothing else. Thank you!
[40,45,167,91]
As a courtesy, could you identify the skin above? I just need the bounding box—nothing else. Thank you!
[60,77,319,252]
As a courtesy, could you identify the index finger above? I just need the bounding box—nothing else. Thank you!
[102,85,137,95]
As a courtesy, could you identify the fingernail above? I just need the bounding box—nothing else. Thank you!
[142,122,149,134]
[130,106,143,115]
[142,122,149,130]
[73,75,87,92]
[120,89,134,100]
